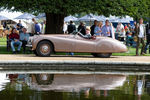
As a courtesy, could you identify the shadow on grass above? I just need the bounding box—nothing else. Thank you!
[0,46,33,54]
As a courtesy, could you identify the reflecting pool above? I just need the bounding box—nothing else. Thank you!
[0,73,150,100]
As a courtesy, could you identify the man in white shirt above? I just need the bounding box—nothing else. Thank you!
[63,22,67,34]
[136,18,146,56]
[116,23,125,36]
[41,20,46,34]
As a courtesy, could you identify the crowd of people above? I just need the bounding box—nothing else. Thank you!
[64,20,115,39]
[0,17,150,56]
[8,18,46,54]
[64,18,150,56]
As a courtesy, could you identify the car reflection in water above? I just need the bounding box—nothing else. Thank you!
[5,74,126,97]
[2,73,150,100]
[30,74,126,92]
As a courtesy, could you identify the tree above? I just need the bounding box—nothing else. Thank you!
[0,0,150,34]
[118,0,150,21]
[0,0,95,34]
[131,0,150,21]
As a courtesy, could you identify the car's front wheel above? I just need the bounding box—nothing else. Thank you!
[35,74,54,85]
[92,53,112,58]
[36,41,53,57]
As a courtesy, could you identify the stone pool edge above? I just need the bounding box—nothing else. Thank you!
[0,60,149,73]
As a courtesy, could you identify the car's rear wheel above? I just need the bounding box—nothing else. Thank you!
[92,53,112,58]
[36,41,53,57]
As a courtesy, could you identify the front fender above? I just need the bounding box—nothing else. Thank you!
[32,36,45,50]
[96,38,127,53]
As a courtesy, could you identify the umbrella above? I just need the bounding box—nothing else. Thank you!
[64,15,78,22]
[0,15,10,20]
[79,14,97,21]
[15,13,35,20]
[36,13,46,19]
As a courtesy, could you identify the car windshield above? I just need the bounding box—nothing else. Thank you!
[70,31,92,39]
[77,32,92,39]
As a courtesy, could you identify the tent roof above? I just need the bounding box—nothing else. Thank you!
[15,13,35,19]
[79,14,97,21]
[64,15,78,22]
[36,13,46,18]
[0,15,10,21]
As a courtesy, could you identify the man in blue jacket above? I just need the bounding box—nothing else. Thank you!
[35,22,41,34]
[32,18,41,34]
[102,20,112,37]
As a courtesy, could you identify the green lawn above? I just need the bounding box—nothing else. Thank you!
[0,46,149,56]
[113,47,150,56]
[0,37,7,46]
[0,46,13,54]
[0,46,32,54]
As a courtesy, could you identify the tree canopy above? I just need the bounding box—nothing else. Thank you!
[0,0,150,33]
[1,0,149,18]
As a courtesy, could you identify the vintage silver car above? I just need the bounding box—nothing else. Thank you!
[31,32,127,58]
[30,74,126,92]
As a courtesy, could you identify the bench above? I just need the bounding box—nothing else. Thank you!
[6,34,32,52]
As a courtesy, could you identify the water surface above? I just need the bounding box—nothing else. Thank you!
[0,73,150,100]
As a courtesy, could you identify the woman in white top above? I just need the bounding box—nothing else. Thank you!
[110,23,115,39]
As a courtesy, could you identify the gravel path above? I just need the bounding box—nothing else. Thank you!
[0,54,149,63]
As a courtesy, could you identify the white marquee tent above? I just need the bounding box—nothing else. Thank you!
[79,14,97,21]
[64,15,78,22]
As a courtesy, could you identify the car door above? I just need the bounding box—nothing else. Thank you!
[74,35,96,53]
[54,34,76,52]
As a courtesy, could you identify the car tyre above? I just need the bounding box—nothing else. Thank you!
[35,74,54,85]
[36,41,53,57]
[92,53,112,58]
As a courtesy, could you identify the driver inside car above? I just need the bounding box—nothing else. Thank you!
[78,27,96,39]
